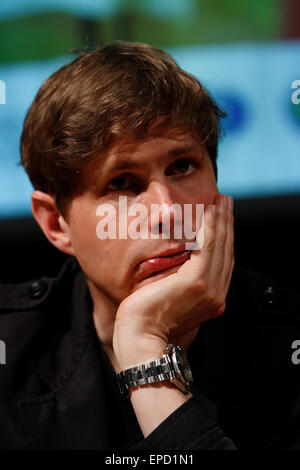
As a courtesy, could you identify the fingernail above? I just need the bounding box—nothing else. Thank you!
[228,196,233,210]
[223,197,228,209]
[212,205,217,218]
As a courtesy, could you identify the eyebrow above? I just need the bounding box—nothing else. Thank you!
[103,143,200,174]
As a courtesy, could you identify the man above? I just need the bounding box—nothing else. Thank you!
[0,41,299,450]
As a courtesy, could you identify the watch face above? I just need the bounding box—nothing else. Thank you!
[174,347,193,385]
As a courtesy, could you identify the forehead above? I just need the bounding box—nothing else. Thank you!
[110,131,200,164]
[82,126,204,185]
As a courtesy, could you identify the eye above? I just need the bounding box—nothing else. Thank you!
[165,158,196,177]
[106,174,139,192]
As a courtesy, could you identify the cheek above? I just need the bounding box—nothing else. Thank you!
[182,182,218,206]
[67,200,101,256]
[69,206,131,269]
[74,215,96,247]
[193,170,219,203]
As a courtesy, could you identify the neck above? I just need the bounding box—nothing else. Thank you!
[85,277,121,371]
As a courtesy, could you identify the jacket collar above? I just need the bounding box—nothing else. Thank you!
[31,256,97,391]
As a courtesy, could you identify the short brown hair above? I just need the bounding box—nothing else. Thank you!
[20,41,225,217]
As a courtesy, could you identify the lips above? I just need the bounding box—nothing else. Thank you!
[138,247,191,278]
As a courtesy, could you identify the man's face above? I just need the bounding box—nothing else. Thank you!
[64,127,219,305]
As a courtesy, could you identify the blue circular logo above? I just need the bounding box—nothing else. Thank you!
[214,91,248,135]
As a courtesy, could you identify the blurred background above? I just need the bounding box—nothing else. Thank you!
[0,0,299,286]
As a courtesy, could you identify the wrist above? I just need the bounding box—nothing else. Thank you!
[113,338,167,372]
[130,384,193,438]
[113,324,168,371]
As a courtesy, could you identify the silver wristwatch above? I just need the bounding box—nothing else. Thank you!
[116,344,193,396]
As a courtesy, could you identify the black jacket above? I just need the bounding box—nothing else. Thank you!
[0,257,299,450]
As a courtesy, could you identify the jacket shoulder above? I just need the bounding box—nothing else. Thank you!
[0,256,78,314]
[230,264,298,319]
[0,277,55,313]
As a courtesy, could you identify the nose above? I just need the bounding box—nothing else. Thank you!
[144,181,182,239]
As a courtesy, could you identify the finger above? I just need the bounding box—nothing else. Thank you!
[206,194,229,290]
[219,195,235,295]
[180,194,232,321]
[179,200,217,282]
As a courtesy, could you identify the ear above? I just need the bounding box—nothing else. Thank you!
[31,190,75,256]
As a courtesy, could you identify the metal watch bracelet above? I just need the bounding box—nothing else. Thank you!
[116,350,176,396]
